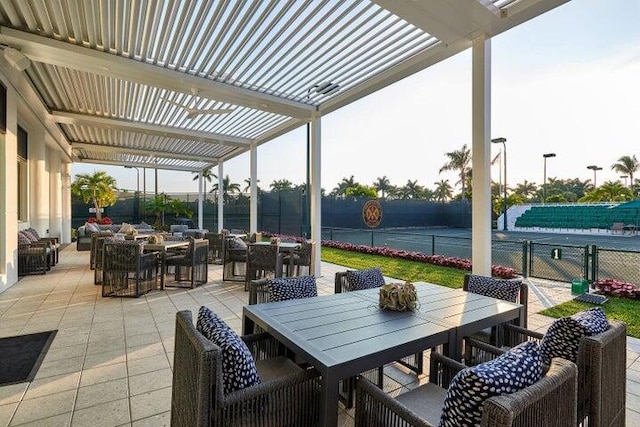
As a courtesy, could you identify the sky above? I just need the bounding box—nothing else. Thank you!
[72,0,640,195]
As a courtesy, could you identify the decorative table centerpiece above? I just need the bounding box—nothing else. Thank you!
[379,282,418,311]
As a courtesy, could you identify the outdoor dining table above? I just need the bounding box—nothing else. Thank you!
[142,240,190,288]
[242,281,524,426]
[242,289,456,427]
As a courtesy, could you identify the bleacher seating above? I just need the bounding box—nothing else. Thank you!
[514,204,639,232]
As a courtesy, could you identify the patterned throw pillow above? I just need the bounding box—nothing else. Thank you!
[439,341,543,427]
[18,231,32,245]
[85,222,101,233]
[196,306,261,395]
[345,267,385,291]
[227,237,247,250]
[540,307,610,365]
[21,229,39,242]
[466,275,522,303]
[27,228,41,239]
[267,276,317,302]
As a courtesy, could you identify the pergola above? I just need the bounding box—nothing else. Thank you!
[0,0,569,277]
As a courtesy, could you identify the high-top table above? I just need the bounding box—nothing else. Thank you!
[242,281,523,427]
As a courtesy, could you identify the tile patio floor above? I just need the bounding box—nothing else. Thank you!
[0,245,639,426]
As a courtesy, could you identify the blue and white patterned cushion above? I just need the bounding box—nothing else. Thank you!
[227,237,248,250]
[467,275,521,303]
[196,306,261,394]
[439,341,543,427]
[345,267,385,291]
[540,307,610,365]
[267,276,317,302]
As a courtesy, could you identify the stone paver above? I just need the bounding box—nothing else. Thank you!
[0,245,637,425]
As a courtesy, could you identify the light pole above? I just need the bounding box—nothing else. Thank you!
[587,165,603,188]
[542,153,556,204]
[125,166,140,221]
[620,175,628,187]
[491,137,507,230]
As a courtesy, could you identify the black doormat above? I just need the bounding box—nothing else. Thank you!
[0,330,57,386]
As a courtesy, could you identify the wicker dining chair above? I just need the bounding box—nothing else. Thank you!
[17,231,51,275]
[465,320,626,427]
[165,239,209,289]
[283,240,314,276]
[204,232,224,264]
[355,351,577,427]
[222,236,247,282]
[102,240,160,297]
[245,243,283,289]
[90,230,114,269]
[171,310,321,427]
[93,235,117,286]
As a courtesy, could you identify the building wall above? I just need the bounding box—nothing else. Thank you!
[0,66,71,293]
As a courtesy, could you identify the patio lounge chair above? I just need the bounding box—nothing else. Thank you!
[171,310,321,427]
[17,231,51,275]
[465,320,626,427]
[355,350,577,427]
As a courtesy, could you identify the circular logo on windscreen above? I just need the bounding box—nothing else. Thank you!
[362,200,383,228]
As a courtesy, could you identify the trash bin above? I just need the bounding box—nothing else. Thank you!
[571,279,589,295]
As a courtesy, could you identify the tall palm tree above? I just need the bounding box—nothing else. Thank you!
[333,175,359,196]
[402,180,422,199]
[243,178,260,193]
[513,180,537,199]
[71,171,118,221]
[439,144,472,201]
[210,175,240,203]
[373,176,391,198]
[611,155,639,187]
[192,168,216,200]
[434,179,453,202]
[270,179,294,191]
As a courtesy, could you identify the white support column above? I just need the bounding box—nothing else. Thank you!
[61,162,72,243]
[471,35,492,276]
[198,171,204,230]
[48,148,62,239]
[249,143,258,234]
[28,128,48,235]
[309,117,322,277]
[217,162,224,232]
[0,80,19,291]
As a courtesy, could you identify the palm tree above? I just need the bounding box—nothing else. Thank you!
[332,175,359,196]
[270,179,294,191]
[211,175,241,203]
[513,180,538,200]
[243,178,260,193]
[192,168,216,198]
[611,155,639,188]
[70,171,118,221]
[434,179,453,202]
[373,176,392,198]
[439,144,472,201]
[402,180,422,199]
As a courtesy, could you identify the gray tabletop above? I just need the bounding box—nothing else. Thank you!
[242,289,455,427]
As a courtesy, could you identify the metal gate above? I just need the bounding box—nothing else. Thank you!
[527,242,589,283]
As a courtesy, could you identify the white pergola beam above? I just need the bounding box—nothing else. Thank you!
[71,142,217,163]
[51,111,250,148]
[0,26,314,119]
[372,0,498,44]
[75,158,203,172]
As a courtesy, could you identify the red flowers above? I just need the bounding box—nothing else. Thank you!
[261,231,517,279]
[593,278,640,299]
[86,217,113,225]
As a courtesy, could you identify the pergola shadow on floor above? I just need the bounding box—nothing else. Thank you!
[1,245,639,426]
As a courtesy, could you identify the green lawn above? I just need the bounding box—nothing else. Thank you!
[320,247,467,289]
[321,247,639,338]
[541,297,640,338]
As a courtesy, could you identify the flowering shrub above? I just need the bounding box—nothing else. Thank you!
[593,278,640,299]
[261,232,517,279]
[87,216,113,225]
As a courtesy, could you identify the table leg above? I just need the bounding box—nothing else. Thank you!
[242,315,255,336]
[161,251,166,289]
[319,371,339,427]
